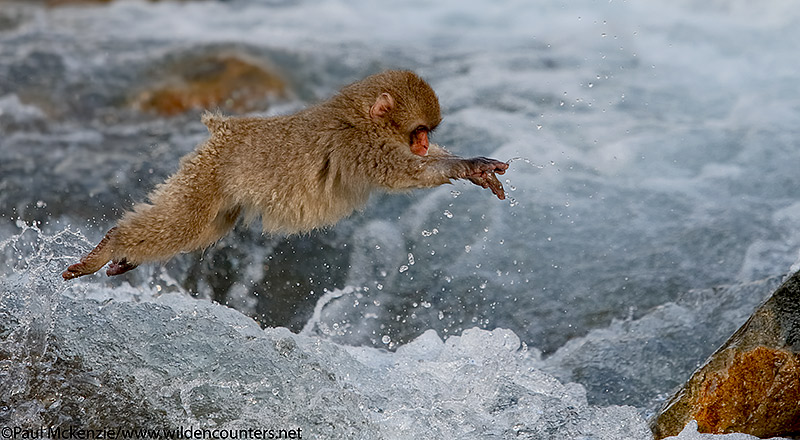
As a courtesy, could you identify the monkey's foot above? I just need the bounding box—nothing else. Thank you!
[62,262,95,280]
[107,259,138,276]
[61,227,117,280]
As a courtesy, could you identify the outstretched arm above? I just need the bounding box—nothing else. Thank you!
[368,143,509,199]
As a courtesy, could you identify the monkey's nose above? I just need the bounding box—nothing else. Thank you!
[411,131,429,156]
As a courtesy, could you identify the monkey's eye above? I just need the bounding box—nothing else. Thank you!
[411,125,429,137]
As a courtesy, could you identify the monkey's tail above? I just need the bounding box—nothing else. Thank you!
[201,110,230,135]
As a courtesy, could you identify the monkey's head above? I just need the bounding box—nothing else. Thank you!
[344,70,442,157]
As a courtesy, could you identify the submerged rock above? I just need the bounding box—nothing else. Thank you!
[131,52,287,116]
[651,270,800,439]
[43,0,113,6]
[42,0,204,6]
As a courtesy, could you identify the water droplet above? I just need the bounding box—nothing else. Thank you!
[381,335,391,344]
[407,253,415,265]
[464,245,471,253]
[588,82,594,88]
[399,265,409,273]
[443,210,453,219]
[422,230,432,237]
[438,311,444,320]
[450,190,461,198]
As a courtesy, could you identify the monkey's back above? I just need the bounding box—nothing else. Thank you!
[201,111,373,234]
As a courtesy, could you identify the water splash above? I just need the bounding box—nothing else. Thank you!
[0,222,90,356]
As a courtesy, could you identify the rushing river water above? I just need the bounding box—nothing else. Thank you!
[2,1,799,438]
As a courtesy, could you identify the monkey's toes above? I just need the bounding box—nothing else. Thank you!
[62,263,90,280]
[107,259,138,276]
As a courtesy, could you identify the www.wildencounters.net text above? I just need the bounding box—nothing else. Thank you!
[1,426,302,440]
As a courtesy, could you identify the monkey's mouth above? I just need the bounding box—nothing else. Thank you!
[410,143,428,156]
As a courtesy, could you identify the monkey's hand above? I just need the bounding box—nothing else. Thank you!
[461,157,508,200]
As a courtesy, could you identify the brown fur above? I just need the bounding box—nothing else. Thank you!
[62,70,508,279]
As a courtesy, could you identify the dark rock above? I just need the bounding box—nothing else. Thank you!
[651,270,800,438]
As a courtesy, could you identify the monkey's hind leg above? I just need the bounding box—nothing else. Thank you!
[61,227,117,280]
[106,194,242,275]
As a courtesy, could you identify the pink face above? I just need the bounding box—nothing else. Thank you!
[410,127,429,156]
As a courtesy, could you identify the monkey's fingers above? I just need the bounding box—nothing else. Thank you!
[492,161,509,175]
[469,173,505,200]
[484,172,506,200]
[468,176,489,188]
[468,157,509,175]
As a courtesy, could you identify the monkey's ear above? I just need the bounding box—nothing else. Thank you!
[369,92,395,120]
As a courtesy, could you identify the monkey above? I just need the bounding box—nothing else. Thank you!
[62,70,509,280]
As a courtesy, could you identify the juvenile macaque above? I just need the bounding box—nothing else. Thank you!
[62,70,509,279]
